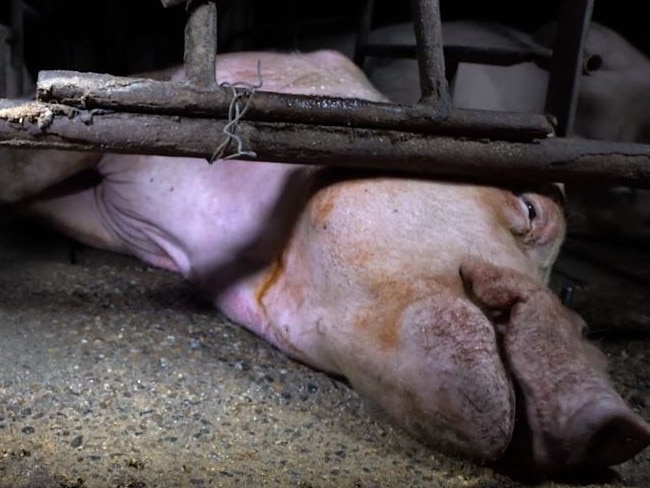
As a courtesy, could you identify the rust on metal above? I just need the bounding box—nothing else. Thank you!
[409,0,451,113]
[1,100,650,187]
[35,70,553,142]
[0,0,647,194]
[184,0,217,87]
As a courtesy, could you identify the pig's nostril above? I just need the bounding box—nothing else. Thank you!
[584,411,650,467]
[563,400,650,469]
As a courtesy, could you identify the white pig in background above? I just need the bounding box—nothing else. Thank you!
[302,20,650,240]
[2,49,650,476]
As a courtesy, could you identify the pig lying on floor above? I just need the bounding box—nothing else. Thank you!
[2,49,649,476]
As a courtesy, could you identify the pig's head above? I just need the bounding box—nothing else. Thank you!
[256,171,650,475]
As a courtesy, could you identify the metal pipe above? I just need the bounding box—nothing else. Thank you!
[9,0,24,97]
[353,0,375,67]
[408,0,451,114]
[2,101,650,187]
[0,26,8,98]
[35,70,553,141]
[184,0,217,87]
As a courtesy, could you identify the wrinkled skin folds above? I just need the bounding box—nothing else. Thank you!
[2,48,649,476]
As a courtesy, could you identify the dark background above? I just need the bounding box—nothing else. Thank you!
[0,1,648,83]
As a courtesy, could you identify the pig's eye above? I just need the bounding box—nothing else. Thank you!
[519,196,537,221]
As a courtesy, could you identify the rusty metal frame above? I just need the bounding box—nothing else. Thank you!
[0,0,649,189]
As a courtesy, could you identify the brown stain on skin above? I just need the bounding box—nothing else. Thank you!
[353,308,401,351]
[307,168,390,230]
[353,278,422,352]
[353,270,469,353]
[378,310,401,350]
[309,185,337,229]
[476,187,512,231]
[350,247,372,268]
[255,254,285,313]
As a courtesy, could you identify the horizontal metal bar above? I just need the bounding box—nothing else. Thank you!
[1,101,650,187]
[35,70,553,141]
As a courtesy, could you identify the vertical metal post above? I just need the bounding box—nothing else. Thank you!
[184,0,218,87]
[0,26,8,98]
[353,0,375,68]
[409,0,451,115]
[544,0,594,137]
[9,0,24,97]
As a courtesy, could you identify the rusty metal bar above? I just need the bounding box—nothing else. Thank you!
[1,101,650,187]
[35,70,553,141]
[409,0,451,113]
[184,1,217,87]
[544,0,594,137]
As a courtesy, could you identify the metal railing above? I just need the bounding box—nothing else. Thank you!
[0,0,649,188]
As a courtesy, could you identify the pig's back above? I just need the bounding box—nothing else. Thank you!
[168,50,389,102]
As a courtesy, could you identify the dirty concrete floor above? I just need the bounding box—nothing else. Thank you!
[2,220,650,488]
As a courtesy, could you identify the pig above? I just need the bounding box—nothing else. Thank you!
[2,49,650,476]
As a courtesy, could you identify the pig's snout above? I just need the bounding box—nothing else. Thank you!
[505,312,650,474]
[556,396,650,469]
[501,382,650,477]
[461,257,650,474]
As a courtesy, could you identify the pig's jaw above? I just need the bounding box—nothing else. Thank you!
[320,290,518,463]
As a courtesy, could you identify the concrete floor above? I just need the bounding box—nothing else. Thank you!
[2,220,650,488]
